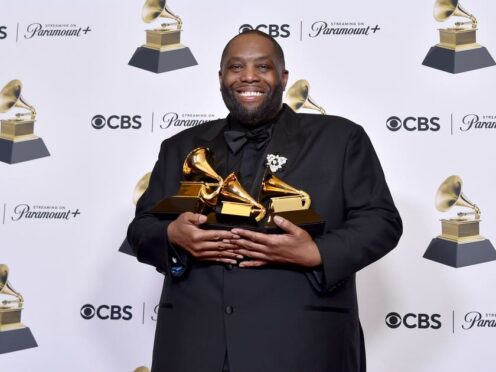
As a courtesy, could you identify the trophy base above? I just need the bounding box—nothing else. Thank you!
[151,196,203,218]
[128,46,198,73]
[422,45,496,74]
[119,238,135,256]
[0,137,50,164]
[0,327,37,354]
[423,237,496,268]
[204,210,325,236]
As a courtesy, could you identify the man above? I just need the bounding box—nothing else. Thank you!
[128,30,402,372]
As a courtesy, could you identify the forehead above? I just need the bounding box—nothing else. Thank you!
[224,34,277,61]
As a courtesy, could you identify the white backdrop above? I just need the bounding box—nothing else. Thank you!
[1,0,496,371]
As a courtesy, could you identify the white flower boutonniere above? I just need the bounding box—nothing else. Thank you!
[266,154,287,173]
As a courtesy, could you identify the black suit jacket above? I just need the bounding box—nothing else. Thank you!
[127,106,402,372]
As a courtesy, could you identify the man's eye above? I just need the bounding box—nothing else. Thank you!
[258,64,270,71]
[230,64,242,70]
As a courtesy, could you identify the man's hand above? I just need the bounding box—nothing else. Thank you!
[167,212,242,264]
[230,215,322,268]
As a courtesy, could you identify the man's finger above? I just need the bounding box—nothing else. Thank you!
[273,215,300,235]
[231,238,268,253]
[233,248,270,262]
[230,228,271,245]
[197,250,244,260]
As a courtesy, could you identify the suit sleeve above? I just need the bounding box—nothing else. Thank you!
[314,125,402,292]
[127,140,188,278]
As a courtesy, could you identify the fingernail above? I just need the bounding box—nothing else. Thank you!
[236,255,244,259]
[231,229,240,234]
[273,215,283,224]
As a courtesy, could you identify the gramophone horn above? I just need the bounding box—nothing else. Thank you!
[261,173,311,210]
[132,172,152,205]
[183,147,223,205]
[221,173,266,222]
[285,79,326,115]
[433,0,477,27]
[0,79,36,119]
[435,175,480,217]
[142,0,182,29]
[0,264,24,306]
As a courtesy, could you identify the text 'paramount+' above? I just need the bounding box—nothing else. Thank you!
[10,204,81,221]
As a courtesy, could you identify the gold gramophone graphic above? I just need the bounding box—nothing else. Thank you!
[152,147,223,216]
[119,172,152,256]
[423,175,496,267]
[285,80,326,115]
[422,0,495,73]
[0,79,49,164]
[0,264,37,354]
[128,0,198,73]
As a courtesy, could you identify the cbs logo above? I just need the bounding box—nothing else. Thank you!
[239,24,290,38]
[385,312,441,329]
[91,115,142,130]
[0,26,7,39]
[386,116,440,132]
[80,304,133,320]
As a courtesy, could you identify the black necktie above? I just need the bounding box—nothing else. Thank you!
[224,126,271,155]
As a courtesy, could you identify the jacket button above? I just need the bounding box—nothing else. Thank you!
[226,264,233,270]
[225,306,234,315]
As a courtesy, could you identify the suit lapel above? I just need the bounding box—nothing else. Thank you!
[264,106,305,179]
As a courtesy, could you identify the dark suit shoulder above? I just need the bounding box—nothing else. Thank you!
[293,112,364,137]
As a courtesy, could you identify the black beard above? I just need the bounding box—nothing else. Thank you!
[221,83,284,126]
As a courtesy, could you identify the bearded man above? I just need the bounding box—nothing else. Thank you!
[127,30,402,372]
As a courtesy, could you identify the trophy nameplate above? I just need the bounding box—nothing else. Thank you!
[0,264,37,354]
[422,0,495,73]
[423,176,496,268]
[128,0,197,73]
[0,80,49,164]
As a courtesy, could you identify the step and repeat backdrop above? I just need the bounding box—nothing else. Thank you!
[1,0,496,371]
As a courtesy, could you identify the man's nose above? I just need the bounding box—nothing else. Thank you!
[240,65,259,82]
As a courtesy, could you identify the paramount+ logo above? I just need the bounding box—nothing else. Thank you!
[386,116,440,132]
[0,26,7,39]
[385,312,442,329]
[91,114,142,130]
[239,24,290,38]
[80,304,133,320]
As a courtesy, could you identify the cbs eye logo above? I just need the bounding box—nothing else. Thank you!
[80,304,133,320]
[385,312,442,329]
[386,116,440,132]
[91,114,142,130]
[239,24,290,38]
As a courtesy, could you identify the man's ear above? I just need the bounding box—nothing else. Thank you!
[281,70,289,90]
[218,70,222,90]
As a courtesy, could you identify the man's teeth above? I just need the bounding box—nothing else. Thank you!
[239,91,263,97]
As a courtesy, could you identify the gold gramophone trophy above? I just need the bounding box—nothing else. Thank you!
[259,172,325,235]
[205,172,267,228]
[205,171,324,235]
[285,80,326,115]
[423,175,496,267]
[0,79,49,164]
[152,147,223,216]
[128,0,197,73]
[422,0,495,73]
[0,264,37,354]
[119,172,151,256]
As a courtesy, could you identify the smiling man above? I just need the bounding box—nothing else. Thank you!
[128,30,402,372]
